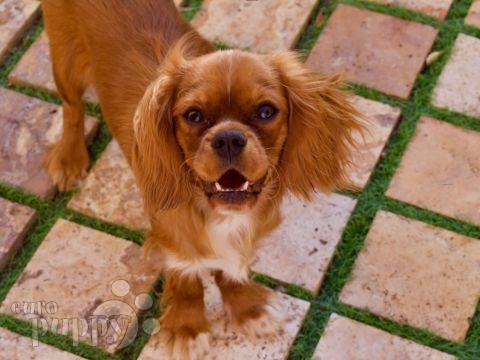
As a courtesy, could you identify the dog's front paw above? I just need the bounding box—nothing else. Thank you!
[160,327,212,360]
[45,141,89,191]
[229,291,286,340]
[234,296,287,339]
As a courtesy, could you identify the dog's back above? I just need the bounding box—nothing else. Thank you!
[42,0,209,161]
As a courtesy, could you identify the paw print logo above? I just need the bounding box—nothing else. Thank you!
[90,279,160,350]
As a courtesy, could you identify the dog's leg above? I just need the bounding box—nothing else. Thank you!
[160,272,211,360]
[214,271,286,339]
[44,33,90,191]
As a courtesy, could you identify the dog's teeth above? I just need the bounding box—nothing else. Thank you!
[214,181,249,192]
[240,181,249,191]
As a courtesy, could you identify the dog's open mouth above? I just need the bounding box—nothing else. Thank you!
[204,169,267,205]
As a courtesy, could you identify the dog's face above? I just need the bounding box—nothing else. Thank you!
[173,52,289,208]
[133,42,361,214]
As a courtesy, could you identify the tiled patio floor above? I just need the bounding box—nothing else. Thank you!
[0,0,479,359]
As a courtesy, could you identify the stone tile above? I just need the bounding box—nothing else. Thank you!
[306,4,437,99]
[432,34,480,118]
[340,211,480,342]
[367,0,453,20]
[0,219,161,353]
[9,32,55,94]
[191,0,316,53]
[68,140,148,230]
[466,0,480,28]
[8,31,97,103]
[348,96,401,189]
[139,274,310,360]
[313,314,457,360]
[0,88,98,198]
[251,193,356,293]
[0,0,40,63]
[0,198,35,272]
[0,327,84,360]
[387,117,480,226]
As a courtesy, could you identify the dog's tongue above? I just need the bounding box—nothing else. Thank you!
[218,169,247,190]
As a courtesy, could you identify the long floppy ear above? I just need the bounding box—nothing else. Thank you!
[132,33,211,214]
[269,53,363,200]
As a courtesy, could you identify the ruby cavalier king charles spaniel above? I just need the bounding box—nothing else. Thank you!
[43,0,362,358]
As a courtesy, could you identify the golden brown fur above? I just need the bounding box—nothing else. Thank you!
[42,0,362,357]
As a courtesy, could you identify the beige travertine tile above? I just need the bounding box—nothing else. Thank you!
[68,140,148,230]
[340,211,480,342]
[306,4,437,99]
[0,198,36,271]
[139,274,310,360]
[313,314,457,360]
[8,31,97,103]
[191,0,316,53]
[252,193,355,293]
[0,219,161,352]
[348,96,401,189]
[0,0,40,63]
[466,0,480,28]
[387,117,480,226]
[0,88,98,198]
[0,327,85,360]
[367,0,453,20]
[432,34,480,118]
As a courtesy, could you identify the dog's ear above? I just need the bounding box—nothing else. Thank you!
[269,53,363,200]
[132,34,208,214]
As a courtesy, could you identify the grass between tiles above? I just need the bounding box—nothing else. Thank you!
[182,0,204,21]
[0,0,479,359]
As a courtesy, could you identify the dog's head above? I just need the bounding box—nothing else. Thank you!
[133,37,361,215]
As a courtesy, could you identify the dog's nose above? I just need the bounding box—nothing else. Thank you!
[211,130,247,160]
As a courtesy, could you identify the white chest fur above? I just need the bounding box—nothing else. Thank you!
[165,212,254,282]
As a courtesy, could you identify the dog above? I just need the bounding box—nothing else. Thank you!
[42,0,362,358]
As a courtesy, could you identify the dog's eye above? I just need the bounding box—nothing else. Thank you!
[256,104,277,121]
[184,110,204,124]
